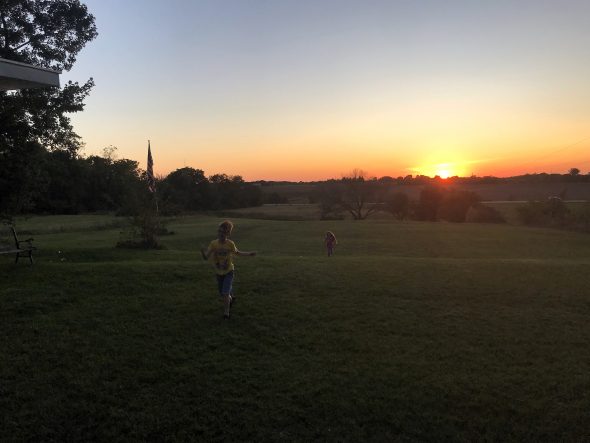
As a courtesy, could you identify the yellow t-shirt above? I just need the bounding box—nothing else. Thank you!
[206,239,238,275]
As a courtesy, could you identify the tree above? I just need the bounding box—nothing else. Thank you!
[208,174,262,209]
[315,169,385,220]
[161,167,210,212]
[0,0,97,216]
[315,180,344,220]
[438,189,480,222]
[339,169,383,220]
[569,168,581,176]
[385,192,410,220]
[414,185,445,221]
[35,149,84,213]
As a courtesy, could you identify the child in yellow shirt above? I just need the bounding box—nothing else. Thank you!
[201,220,256,319]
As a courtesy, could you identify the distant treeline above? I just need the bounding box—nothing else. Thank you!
[311,175,501,223]
[310,173,590,232]
[254,169,590,187]
[0,148,263,217]
[2,144,589,218]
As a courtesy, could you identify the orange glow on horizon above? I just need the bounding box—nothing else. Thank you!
[82,133,590,182]
[409,161,466,179]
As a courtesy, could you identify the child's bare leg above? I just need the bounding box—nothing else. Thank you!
[223,293,231,317]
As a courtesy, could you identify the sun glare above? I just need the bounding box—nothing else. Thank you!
[437,169,450,179]
[411,161,469,179]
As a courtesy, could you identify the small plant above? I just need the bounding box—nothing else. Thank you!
[116,212,170,249]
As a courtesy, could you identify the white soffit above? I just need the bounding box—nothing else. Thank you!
[0,58,60,91]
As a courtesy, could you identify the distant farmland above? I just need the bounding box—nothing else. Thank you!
[260,181,590,204]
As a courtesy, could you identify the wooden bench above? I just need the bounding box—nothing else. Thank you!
[0,227,36,264]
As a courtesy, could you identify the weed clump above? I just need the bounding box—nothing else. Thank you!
[116,212,171,249]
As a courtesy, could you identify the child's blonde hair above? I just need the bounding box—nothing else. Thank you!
[218,220,234,236]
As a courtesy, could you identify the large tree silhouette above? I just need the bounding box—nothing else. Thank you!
[0,0,97,215]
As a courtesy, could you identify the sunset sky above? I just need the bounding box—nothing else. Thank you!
[63,0,590,181]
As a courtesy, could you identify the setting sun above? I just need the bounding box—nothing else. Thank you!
[411,162,462,179]
[437,169,451,179]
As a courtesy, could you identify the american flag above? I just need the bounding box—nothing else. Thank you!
[147,141,156,193]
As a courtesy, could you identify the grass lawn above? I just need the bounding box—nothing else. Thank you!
[2,216,590,441]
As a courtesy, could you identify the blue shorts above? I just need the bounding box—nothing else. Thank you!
[216,271,234,296]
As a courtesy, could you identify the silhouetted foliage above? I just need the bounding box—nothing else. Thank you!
[159,167,210,213]
[438,189,480,222]
[1,142,265,216]
[316,170,384,220]
[207,174,262,209]
[517,197,570,227]
[569,168,580,176]
[385,192,410,220]
[570,203,590,232]
[265,192,288,204]
[465,204,506,224]
[0,0,97,217]
[414,186,445,221]
[116,212,169,249]
[35,150,84,214]
[413,186,481,222]
[316,181,344,220]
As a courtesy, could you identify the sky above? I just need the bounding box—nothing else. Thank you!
[63,0,590,181]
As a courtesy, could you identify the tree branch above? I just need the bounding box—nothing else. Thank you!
[0,12,9,51]
[13,38,33,51]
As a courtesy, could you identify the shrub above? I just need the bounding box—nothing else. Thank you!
[265,192,288,204]
[385,192,410,220]
[517,201,546,225]
[413,187,480,222]
[465,204,506,223]
[438,190,480,222]
[563,203,590,233]
[413,186,445,221]
[517,198,570,227]
[116,212,170,249]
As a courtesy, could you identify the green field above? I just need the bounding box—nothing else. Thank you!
[2,215,590,441]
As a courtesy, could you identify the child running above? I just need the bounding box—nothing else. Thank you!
[201,220,256,320]
[324,231,337,257]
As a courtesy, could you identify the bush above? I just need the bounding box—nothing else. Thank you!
[562,203,590,233]
[438,190,480,223]
[465,204,506,223]
[116,212,170,249]
[517,201,546,225]
[385,192,410,220]
[413,186,445,221]
[413,187,480,222]
[517,198,569,227]
[265,192,288,204]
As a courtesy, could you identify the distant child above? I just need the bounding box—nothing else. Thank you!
[324,231,337,256]
[201,220,256,320]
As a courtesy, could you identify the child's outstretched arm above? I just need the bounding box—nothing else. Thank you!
[236,250,256,257]
[200,247,211,260]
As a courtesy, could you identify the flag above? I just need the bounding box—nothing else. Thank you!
[147,141,156,193]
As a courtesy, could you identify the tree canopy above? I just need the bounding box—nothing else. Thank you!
[0,0,97,215]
